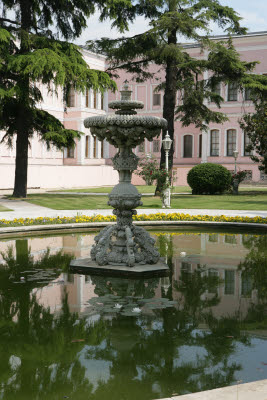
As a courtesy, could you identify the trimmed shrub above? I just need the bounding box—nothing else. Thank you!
[187,163,232,194]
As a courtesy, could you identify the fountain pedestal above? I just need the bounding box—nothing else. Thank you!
[70,258,169,277]
[70,84,169,277]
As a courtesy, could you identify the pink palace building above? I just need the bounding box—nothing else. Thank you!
[0,31,267,190]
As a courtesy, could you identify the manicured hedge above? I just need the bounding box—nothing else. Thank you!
[187,163,232,194]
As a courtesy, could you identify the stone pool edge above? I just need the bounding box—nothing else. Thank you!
[158,378,267,399]
[0,220,267,238]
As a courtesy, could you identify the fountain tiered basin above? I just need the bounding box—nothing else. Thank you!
[70,84,168,276]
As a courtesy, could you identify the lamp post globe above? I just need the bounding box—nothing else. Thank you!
[233,149,239,174]
[162,132,172,152]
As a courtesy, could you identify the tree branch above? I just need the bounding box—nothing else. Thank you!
[106,58,154,72]
[0,17,21,26]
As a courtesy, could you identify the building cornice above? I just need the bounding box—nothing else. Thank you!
[182,31,267,49]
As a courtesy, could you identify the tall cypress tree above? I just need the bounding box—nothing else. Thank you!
[87,0,257,181]
[239,75,267,174]
[0,0,127,197]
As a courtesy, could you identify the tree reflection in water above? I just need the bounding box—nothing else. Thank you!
[0,233,266,399]
[0,240,95,399]
[238,234,267,330]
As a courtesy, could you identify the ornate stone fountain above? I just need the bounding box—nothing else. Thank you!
[70,84,168,276]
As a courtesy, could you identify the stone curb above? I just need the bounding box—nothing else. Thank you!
[0,220,266,238]
[163,378,267,400]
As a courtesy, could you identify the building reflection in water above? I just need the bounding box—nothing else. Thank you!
[0,230,264,320]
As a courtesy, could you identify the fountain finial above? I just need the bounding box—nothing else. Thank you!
[120,81,132,101]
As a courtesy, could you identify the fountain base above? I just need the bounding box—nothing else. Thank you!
[70,258,169,278]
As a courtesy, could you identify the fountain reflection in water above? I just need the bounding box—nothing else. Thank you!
[71,83,168,276]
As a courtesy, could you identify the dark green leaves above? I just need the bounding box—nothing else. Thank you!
[240,75,267,173]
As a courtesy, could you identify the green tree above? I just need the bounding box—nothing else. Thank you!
[87,0,256,185]
[239,75,267,174]
[0,0,119,198]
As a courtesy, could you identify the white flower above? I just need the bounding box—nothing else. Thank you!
[132,307,141,313]
[20,277,25,281]
[114,303,122,309]
[180,252,186,257]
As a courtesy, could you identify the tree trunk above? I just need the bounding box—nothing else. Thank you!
[13,126,29,197]
[155,2,177,194]
[12,0,32,198]
[161,50,177,171]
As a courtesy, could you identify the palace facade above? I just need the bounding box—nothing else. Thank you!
[1,31,267,189]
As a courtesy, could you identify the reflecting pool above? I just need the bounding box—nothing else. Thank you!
[0,228,267,399]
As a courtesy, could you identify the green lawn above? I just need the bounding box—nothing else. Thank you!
[239,186,267,192]
[51,185,191,194]
[25,191,267,211]
[26,194,112,210]
[0,205,12,212]
[51,185,267,195]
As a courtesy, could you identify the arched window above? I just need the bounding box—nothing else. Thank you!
[210,130,219,156]
[67,87,75,107]
[199,134,202,158]
[183,135,192,158]
[85,136,90,158]
[93,136,97,158]
[93,90,97,109]
[85,89,90,108]
[226,129,236,156]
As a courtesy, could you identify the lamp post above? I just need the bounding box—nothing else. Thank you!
[233,149,239,195]
[162,131,172,208]
[233,149,239,174]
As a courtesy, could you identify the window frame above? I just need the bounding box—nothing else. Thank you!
[183,134,193,158]
[93,90,97,109]
[66,87,75,108]
[244,88,252,101]
[243,132,252,156]
[227,82,238,102]
[210,129,220,157]
[153,93,161,107]
[224,270,235,295]
[199,134,202,158]
[85,89,90,108]
[226,129,237,157]
[67,146,75,158]
[138,141,145,153]
[93,136,97,158]
[153,139,160,153]
[85,135,90,158]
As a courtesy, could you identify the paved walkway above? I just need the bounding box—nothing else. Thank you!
[164,378,267,400]
[0,197,267,220]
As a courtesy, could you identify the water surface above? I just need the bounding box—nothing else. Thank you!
[0,228,266,399]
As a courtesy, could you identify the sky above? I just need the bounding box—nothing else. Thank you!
[74,0,267,46]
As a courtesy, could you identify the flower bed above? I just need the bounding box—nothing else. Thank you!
[0,213,266,228]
